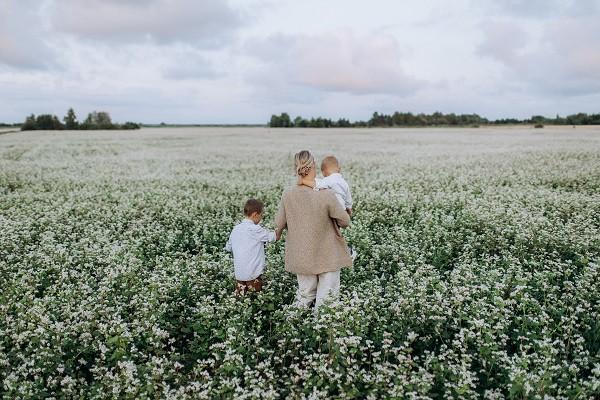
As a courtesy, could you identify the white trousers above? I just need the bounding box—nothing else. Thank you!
[295,270,340,310]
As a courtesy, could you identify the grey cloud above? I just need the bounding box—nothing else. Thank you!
[476,21,528,64]
[478,16,600,96]
[244,30,424,96]
[475,0,600,18]
[50,0,243,48]
[0,1,56,69]
[161,52,222,80]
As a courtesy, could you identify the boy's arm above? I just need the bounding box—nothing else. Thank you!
[253,225,276,243]
[224,235,232,252]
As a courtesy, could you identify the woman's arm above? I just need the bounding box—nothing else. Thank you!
[327,192,350,228]
[275,197,287,236]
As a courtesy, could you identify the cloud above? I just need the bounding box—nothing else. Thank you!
[1,0,599,124]
[160,49,223,80]
[478,15,600,96]
[50,0,243,47]
[538,17,600,94]
[476,21,528,65]
[474,0,600,18]
[0,1,56,69]
[245,29,423,96]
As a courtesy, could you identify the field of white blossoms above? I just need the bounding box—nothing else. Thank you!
[1,126,599,399]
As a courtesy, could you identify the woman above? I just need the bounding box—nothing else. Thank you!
[275,150,352,310]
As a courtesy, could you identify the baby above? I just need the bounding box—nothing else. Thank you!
[316,155,353,215]
[224,198,278,295]
[315,155,356,259]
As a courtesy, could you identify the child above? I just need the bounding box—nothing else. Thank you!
[316,155,353,215]
[315,155,356,259]
[224,199,278,295]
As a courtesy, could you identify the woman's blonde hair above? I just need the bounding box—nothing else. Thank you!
[294,150,315,182]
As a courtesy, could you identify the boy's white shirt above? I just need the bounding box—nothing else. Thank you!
[315,173,352,210]
[224,219,276,281]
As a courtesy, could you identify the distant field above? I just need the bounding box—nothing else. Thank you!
[1,127,599,398]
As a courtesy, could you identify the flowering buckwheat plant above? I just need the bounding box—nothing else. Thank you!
[1,127,599,399]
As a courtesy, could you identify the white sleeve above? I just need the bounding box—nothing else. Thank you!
[252,225,276,242]
[345,184,353,209]
[315,177,330,190]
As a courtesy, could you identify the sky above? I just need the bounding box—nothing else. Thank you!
[1,0,599,124]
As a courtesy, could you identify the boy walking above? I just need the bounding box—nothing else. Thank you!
[225,199,278,295]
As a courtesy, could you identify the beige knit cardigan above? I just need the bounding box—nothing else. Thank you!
[275,185,352,275]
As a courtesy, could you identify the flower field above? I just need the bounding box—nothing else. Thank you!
[1,126,599,399]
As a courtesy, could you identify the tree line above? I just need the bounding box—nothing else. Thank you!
[269,111,600,128]
[20,108,140,131]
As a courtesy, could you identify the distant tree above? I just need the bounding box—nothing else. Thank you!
[20,109,138,131]
[96,112,113,129]
[589,113,600,124]
[269,114,281,127]
[82,111,115,129]
[268,109,597,128]
[269,113,292,127]
[309,117,332,128]
[21,114,37,131]
[431,111,447,125]
[82,113,94,129]
[530,115,546,125]
[120,122,141,130]
[336,118,351,127]
[35,114,63,130]
[415,113,428,126]
[279,113,291,127]
[446,113,458,125]
[53,115,63,130]
[293,116,305,127]
[63,108,78,130]
[368,112,384,127]
[554,114,566,125]
[566,113,589,125]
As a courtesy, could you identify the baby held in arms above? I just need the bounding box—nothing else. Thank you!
[315,155,356,260]
[316,155,352,216]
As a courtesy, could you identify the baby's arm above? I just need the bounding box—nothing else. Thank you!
[315,177,331,191]
[343,180,353,216]
[224,235,232,252]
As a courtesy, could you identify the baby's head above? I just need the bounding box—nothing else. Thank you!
[244,198,264,223]
[321,155,341,177]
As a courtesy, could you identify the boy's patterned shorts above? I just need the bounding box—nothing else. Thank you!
[235,275,263,295]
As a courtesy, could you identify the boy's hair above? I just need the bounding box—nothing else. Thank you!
[321,155,340,172]
[244,198,264,216]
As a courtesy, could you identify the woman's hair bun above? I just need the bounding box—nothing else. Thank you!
[294,150,314,177]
